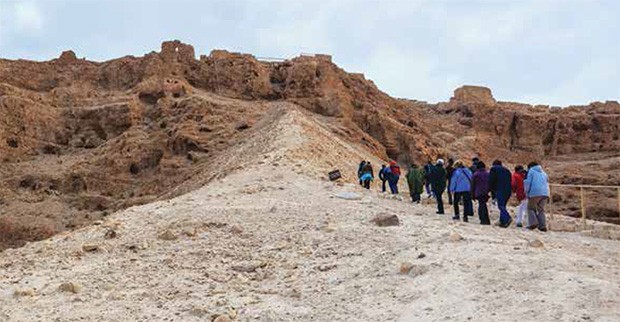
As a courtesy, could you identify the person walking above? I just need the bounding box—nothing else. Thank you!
[472,161,491,225]
[449,160,474,222]
[524,162,549,232]
[406,163,425,203]
[489,160,513,227]
[360,162,374,189]
[388,160,401,194]
[512,165,528,228]
[429,159,447,214]
[423,161,433,198]
[379,164,387,193]
[358,160,367,186]
[446,158,455,205]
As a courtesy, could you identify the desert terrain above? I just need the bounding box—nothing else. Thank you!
[0,41,619,321]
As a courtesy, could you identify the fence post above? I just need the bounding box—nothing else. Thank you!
[580,187,586,230]
[618,187,620,222]
[549,185,552,205]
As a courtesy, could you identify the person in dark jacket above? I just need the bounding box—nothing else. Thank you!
[445,158,455,205]
[429,159,447,214]
[378,164,388,193]
[423,161,434,198]
[472,161,491,225]
[360,162,374,189]
[406,163,425,203]
[489,160,513,227]
[358,161,367,186]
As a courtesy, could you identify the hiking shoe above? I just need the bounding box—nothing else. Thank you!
[538,227,548,232]
[499,218,513,228]
[463,216,469,223]
[516,223,523,228]
[436,212,445,215]
[526,225,538,230]
[452,215,460,220]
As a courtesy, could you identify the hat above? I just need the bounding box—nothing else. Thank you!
[436,159,444,165]
[389,160,397,166]
[454,160,464,168]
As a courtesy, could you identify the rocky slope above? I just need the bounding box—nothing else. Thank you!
[1,40,619,250]
[1,107,618,321]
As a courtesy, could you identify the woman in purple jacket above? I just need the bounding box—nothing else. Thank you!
[471,161,491,225]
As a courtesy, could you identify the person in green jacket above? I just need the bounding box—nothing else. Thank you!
[406,163,425,203]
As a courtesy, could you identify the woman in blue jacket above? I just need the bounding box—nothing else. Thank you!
[524,162,549,231]
[449,160,474,222]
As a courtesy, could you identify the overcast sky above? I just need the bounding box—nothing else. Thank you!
[0,0,618,106]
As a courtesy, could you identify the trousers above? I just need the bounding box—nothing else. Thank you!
[527,196,548,230]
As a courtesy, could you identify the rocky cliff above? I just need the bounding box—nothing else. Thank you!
[1,40,619,249]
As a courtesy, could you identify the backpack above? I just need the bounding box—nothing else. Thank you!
[391,165,401,176]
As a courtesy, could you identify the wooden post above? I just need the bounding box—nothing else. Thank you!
[617,188,620,221]
[580,187,586,230]
[549,185,552,205]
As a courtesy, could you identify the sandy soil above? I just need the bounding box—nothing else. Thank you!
[1,108,618,322]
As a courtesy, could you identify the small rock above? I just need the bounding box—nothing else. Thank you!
[449,231,463,242]
[528,239,544,248]
[235,121,250,131]
[230,225,244,235]
[104,229,117,239]
[183,228,197,237]
[213,315,232,322]
[158,230,178,241]
[400,263,429,277]
[82,244,99,252]
[13,288,36,297]
[317,264,337,272]
[400,262,414,274]
[231,261,264,273]
[189,308,208,317]
[371,214,400,227]
[417,253,426,259]
[58,282,81,294]
[322,225,336,233]
[409,265,429,277]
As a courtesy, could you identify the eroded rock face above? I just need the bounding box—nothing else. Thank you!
[0,40,618,249]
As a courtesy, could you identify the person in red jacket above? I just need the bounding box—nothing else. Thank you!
[512,165,528,227]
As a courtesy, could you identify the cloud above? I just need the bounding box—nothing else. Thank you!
[13,1,43,33]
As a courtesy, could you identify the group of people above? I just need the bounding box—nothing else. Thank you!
[357,157,550,231]
[357,160,402,193]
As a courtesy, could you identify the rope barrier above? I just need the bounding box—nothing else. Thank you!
[548,183,620,228]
